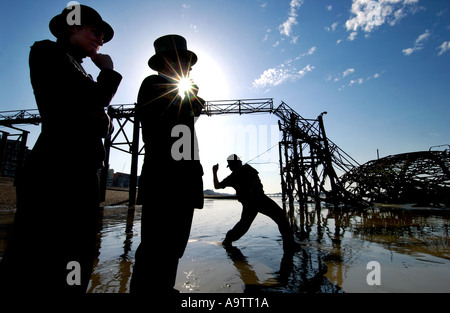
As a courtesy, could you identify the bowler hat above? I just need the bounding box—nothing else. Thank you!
[227,154,241,167]
[49,5,114,43]
[148,34,197,71]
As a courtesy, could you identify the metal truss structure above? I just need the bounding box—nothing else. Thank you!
[0,109,41,126]
[0,113,34,179]
[203,98,274,116]
[2,100,448,215]
[341,148,450,207]
[272,102,363,213]
[202,100,364,212]
[101,104,141,204]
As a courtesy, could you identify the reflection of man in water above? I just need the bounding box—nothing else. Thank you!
[213,154,300,252]
[130,35,204,294]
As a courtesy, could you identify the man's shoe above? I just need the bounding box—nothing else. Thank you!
[222,239,232,247]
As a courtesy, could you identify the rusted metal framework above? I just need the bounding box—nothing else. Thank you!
[0,101,364,211]
[4,101,446,213]
[341,148,450,206]
[0,109,41,126]
[101,104,141,204]
[272,102,362,213]
[101,100,277,205]
[0,104,142,202]
[199,100,363,211]
[203,98,274,116]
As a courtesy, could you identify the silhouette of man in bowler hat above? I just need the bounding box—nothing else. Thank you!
[0,4,121,293]
[131,34,205,294]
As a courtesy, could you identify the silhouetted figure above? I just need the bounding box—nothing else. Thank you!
[0,5,121,293]
[130,35,204,294]
[213,155,300,252]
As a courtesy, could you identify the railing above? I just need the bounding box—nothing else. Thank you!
[0,109,41,126]
[203,98,274,116]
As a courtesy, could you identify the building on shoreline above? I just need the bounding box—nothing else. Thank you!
[0,137,31,178]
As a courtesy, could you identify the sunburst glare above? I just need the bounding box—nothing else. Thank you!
[177,76,194,99]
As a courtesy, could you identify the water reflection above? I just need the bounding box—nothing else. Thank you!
[224,243,342,293]
[293,204,450,292]
[37,199,450,293]
[88,205,139,293]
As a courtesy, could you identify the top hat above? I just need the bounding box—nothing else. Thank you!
[148,34,197,71]
[49,5,114,43]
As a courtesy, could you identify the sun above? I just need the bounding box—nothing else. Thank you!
[177,76,195,99]
[189,51,229,100]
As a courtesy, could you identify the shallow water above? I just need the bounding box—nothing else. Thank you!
[85,198,450,293]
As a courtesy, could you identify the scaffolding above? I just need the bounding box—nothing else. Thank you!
[341,148,450,206]
[0,99,364,214]
[273,102,363,212]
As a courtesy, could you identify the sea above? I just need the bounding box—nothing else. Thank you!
[85,197,450,293]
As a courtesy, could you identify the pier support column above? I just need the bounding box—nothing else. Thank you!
[128,115,140,206]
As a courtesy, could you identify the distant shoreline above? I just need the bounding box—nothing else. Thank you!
[203,194,237,199]
[0,177,284,212]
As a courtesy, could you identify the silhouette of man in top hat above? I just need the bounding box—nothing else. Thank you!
[131,34,204,294]
[213,154,300,252]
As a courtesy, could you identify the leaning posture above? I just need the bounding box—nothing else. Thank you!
[213,155,300,252]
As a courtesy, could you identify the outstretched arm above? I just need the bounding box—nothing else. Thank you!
[212,164,224,189]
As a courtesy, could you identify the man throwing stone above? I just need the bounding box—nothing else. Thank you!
[213,154,300,253]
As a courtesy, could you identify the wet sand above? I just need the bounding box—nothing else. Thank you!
[85,201,450,293]
[0,177,132,210]
[1,177,449,293]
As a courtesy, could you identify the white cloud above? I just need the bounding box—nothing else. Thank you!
[343,68,355,77]
[348,78,364,86]
[295,46,317,60]
[348,31,358,41]
[279,0,303,38]
[262,28,271,42]
[289,46,317,62]
[345,0,419,38]
[327,5,333,11]
[402,47,421,56]
[280,17,297,37]
[252,68,291,89]
[415,29,431,45]
[437,41,450,56]
[253,64,315,89]
[307,46,317,55]
[329,69,382,90]
[298,64,315,78]
[325,22,338,32]
[253,47,315,89]
[402,29,430,55]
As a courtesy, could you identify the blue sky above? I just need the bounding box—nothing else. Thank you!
[1,0,449,193]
